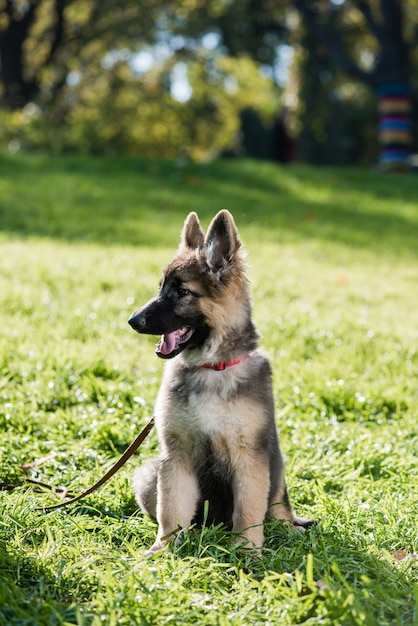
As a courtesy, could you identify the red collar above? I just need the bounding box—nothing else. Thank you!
[202,356,246,371]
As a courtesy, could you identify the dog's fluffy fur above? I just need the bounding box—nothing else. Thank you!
[129,210,313,553]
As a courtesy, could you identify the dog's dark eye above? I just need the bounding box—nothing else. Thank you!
[177,286,191,297]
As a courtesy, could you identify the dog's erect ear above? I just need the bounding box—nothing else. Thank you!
[204,210,241,275]
[180,212,205,250]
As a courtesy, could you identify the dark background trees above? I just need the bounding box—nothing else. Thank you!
[0,0,417,169]
[293,0,417,169]
[0,0,162,110]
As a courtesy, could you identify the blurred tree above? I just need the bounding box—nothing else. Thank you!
[159,0,291,159]
[293,0,417,170]
[293,7,378,165]
[0,0,164,110]
[61,53,275,160]
[0,0,277,159]
[165,0,416,166]
[178,0,418,167]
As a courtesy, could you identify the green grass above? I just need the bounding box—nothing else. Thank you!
[0,153,417,625]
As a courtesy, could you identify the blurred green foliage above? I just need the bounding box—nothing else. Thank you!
[0,0,417,164]
[0,0,278,161]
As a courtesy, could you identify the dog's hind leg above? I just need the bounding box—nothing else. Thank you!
[133,458,160,519]
[268,481,315,531]
[292,515,316,531]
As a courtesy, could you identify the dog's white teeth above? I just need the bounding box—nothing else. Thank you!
[177,328,193,344]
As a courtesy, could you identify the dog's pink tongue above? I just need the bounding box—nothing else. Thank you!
[158,332,176,355]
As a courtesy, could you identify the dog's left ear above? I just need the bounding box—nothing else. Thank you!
[204,210,241,276]
[180,212,205,250]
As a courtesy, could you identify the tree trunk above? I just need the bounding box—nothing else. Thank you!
[377,83,412,171]
[0,5,38,110]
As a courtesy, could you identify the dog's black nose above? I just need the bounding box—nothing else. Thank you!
[128,312,146,331]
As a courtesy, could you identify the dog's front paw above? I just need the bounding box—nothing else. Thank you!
[232,525,264,556]
[233,538,262,557]
[144,540,169,556]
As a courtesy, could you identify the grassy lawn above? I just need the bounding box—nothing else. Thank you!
[0,153,417,625]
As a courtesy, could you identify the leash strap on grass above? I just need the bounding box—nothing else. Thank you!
[36,417,155,513]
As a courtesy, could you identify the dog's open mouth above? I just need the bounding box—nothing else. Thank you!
[156,327,195,357]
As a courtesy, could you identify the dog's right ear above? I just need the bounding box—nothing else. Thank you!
[204,210,241,278]
[180,212,205,250]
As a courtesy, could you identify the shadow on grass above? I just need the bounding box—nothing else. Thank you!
[0,153,417,256]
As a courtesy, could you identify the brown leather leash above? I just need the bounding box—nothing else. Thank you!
[31,416,155,512]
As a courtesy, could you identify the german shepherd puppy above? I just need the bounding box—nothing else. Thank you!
[129,210,313,554]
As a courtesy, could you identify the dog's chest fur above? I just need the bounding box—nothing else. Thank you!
[154,352,271,462]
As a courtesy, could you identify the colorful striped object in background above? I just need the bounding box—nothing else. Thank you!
[378,83,412,171]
